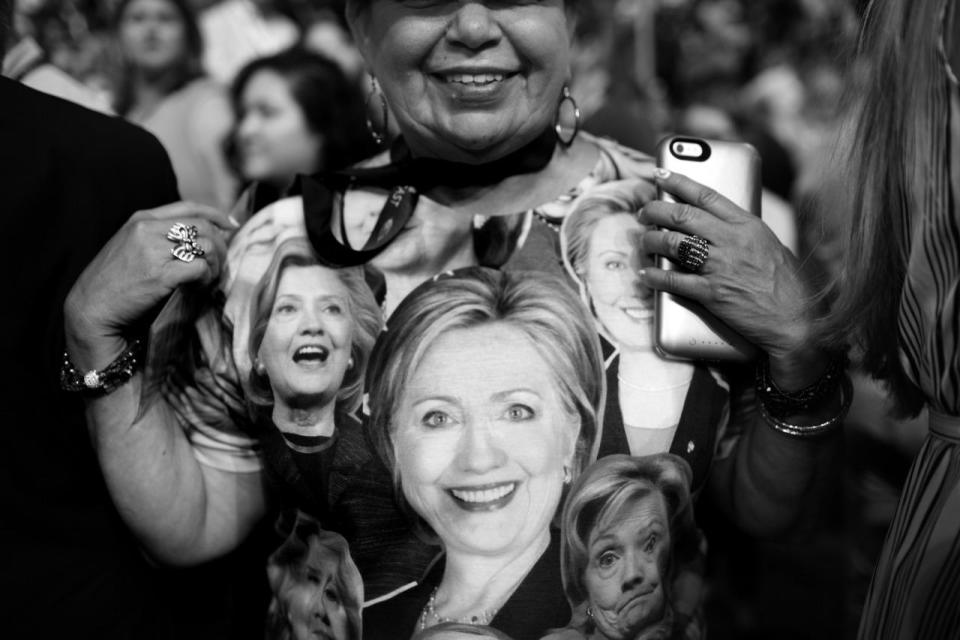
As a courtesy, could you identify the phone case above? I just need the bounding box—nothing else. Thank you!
[654,136,761,362]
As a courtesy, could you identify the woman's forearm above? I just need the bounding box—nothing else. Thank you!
[61,199,253,563]
[66,316,267,565]
[710,348,843,537]
[709,412,839,537]
[82,370,267,565]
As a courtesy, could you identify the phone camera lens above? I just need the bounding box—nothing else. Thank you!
[676,143,685,154]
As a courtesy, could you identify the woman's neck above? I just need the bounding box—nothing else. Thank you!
[381,238,477,317]
[427,136,599,219]
[433,530,550,625]
[617,345,694,390]
[271,397,337,437]
[128,68,184,119]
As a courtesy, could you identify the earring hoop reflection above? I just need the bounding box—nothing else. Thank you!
[554,85,581,147]
[365,77,389,146]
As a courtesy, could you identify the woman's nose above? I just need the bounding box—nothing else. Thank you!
[621,549,647,591]
[621,265,653,302]
[298,307,324,334]
[309,590,329,622]
[633,272,654,303]
[447,2,502,49]
[634,251,656,300]
[237,114,258,142]
[456,421,507,473]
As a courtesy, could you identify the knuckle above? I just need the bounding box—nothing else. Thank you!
[696,187,720,209]
[671,204,698,227]
[668,231,686,255]
[706,280,723,302]
[130,219,154,240]
[663,269,683,291]
[708,279,735,304]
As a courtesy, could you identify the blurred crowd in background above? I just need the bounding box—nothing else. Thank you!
[4,0,915,637]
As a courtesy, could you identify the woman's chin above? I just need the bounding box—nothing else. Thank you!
[413,120,545,163]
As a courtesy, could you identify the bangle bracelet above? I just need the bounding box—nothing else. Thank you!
[756,354,848,418]
[60,338,144,396]
[759,374,853,438]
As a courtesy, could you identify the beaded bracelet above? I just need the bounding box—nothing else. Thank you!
[759,373,853,438]
[755,354,848,418]
[60,338,144,396]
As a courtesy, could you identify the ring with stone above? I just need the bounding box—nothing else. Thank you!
[677,234,710,274]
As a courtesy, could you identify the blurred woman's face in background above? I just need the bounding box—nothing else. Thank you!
[237,69,324,187]
[118,0,188,74]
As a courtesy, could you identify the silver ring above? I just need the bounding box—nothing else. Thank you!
[677,234,709,273]
[171,239,205,263]
[166,222,198,244]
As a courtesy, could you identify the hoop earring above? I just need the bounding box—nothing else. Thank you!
[365,78,389,146]
[554,85,580,147]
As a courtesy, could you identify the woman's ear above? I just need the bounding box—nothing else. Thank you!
[565,2,579,43]
[344,3,374,70]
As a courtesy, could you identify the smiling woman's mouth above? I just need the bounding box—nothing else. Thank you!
[432,70,517,88]
[447,481,518,512]
[444,73,506,86]
[293,345,329,363]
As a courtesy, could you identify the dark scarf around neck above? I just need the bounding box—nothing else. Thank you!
[299,127,558,268]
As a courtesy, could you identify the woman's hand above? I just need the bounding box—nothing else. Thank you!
[65,201,235,369]
[639,170,814,368]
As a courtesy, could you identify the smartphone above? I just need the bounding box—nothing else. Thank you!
[654,135,760,362]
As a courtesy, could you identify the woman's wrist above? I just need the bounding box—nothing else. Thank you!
[758,374,851,437]
[764,341,833,393]
[64,319,131,373]
[61,337,145,396]
[756,344,850,436]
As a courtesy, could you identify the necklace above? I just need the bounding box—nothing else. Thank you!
[417,587,499,630]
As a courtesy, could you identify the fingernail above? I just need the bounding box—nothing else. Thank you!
[227,215,241,228]
[654,168,671,180]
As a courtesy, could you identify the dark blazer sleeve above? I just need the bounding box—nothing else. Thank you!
[0,79,181,392]
[0,78,194,637]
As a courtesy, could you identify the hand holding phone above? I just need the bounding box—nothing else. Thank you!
[644,135,815,364]
[651,136,760,362]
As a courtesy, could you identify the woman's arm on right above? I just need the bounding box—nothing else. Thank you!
[64,201,267,565]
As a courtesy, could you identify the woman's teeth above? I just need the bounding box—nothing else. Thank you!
[293,345,329,362]
[445,73,505,86]
[451,483,516,504]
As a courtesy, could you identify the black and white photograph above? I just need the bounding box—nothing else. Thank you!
[2,0,958,638]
